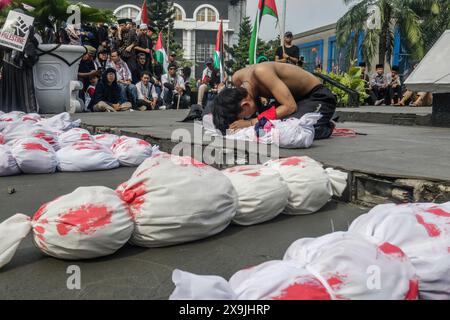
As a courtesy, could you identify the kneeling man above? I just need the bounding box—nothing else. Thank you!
[212,62,336,139]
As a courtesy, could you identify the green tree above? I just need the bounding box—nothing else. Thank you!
[148,0,179,52]
[336,0,439,66]
[420,0,450,51]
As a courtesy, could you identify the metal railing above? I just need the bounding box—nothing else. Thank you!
[313,72,360,108]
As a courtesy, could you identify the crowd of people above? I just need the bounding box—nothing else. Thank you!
[40,19,225,112]
[359,62,432,107]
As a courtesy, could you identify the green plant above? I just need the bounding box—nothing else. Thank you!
[322,61,368,106]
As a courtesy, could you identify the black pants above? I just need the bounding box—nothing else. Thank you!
[136,99,154,110]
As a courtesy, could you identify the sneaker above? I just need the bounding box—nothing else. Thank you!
[160,105,167,110]
[374,99,384,106]
[138,106,147,112]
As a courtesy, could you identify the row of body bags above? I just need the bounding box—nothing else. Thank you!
[0,112,157,175]
[0,154,345,269]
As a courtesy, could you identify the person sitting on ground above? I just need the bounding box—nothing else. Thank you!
[85,74,99,108]
[394,91,433,107]
[211,62,337,140]
[275,31,300,65]
[161,63,188,109]
[388,65,402,105]
[94,47,109,74]
[198,58,221,106]
[370,64,391,106]
[88,68,132,112]
[134,24,154,69]
[107,50,138,108]
[136,71,159,111]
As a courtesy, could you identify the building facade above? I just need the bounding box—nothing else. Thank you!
[83,0,247,78]
[293,23,408,74]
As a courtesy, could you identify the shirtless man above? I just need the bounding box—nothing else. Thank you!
[211,62,336,140]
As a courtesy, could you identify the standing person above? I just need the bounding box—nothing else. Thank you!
[136,71,159,111]
[97,23,109,48]
[210,62,337,140]
[118,18,137,66]
[275,31,300,66]
[0,22,40,113]
[107,50,138,108]
[109,25,120,52]
[371,64,391,106]
[161,63,187,109]
[134,24,154,69]
[88,68,132,112]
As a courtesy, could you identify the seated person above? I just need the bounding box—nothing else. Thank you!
[88,68,132,112]
[198,58,221,106]
[107,50,138,108]
[359,62,377,105]
[131,53,150,84]
[370,64,391,106]
[84,74,99,109]
[136,71,159,111]
[211,62,337,140]
[161,63,189,109]
[388,65,402,105]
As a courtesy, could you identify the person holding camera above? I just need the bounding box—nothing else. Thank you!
[275,31,300,66]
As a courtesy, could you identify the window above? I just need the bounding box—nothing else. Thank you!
[174,7,183,21]
[196,43,215,64]
[114,5,140,20]
[299,41,323,73]
[196,8,217,22]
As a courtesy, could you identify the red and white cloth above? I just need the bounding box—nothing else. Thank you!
[2,122,60,150]
[264,157,348,215]
[57,141,120,172]
[111,136,156,167]
[11,138,58,174]
[0,144,20,176]
[170,232,418,300]
[94,134,121,149]
[117,153,238,247]
[58,128,93,148]
[349,202,450,300]
[0,186,134,268]
[222,165,289,226]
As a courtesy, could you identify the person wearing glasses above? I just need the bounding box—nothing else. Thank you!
[160,63,188,109]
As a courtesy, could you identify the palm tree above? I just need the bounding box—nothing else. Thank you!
[419,0,450,51]
[336,0,439,66]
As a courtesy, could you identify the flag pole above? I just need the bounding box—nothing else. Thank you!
[281,0,287,56]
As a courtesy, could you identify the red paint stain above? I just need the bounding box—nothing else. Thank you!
[34,132,55,144]
[80,133,91,140]
[415,214,441,237]
[405,279,419,300]
[327,276,343,288]
[137,139,150,146]
[425,207,450,218]
[56,204,112,236]
[272,278,331,300]
[22,116,38,122]
[23,143,48,152]
[178,157,207,168]
[35,234,45,243]
[119,181,147,204]
[34,226,45,234]
[0,135,4,144]
[95,134,108,140]
[72,141,102,151]
[280,157,305,166]
[378,242,407,260]
[136,168,151,177]
[244,172,261,177]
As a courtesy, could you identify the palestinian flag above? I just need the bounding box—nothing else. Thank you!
[155,32,168,73]
[249,0,279,65]
[140,0,149,25]
[214,20,225,82]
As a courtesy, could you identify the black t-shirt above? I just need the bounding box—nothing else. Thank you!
[276,45,299,65]
[78,60,96,90]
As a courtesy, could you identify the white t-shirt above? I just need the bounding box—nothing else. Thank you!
[161,74,185,91]
[136,81,158,100]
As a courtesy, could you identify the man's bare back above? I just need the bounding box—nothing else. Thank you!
[233,62,321,101]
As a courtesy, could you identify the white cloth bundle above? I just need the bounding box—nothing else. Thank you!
[93,133,120,149]
[0,144,20,176]
[58,128,93,148]
[0,187,134,269]
[56,141,120,172]
[11,138,58,174]
[222,165,289,225]
[349,202,450,300]
[117,153,238,247]
[111,136,155,167]
[264,156,348,215]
